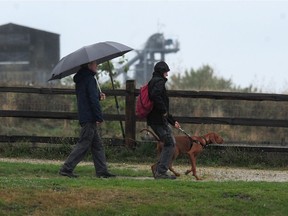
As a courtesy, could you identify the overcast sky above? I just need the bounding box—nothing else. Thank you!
[1,0,288,93]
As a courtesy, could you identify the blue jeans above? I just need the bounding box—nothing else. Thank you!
[61,122,108,175]
[150,124,176,174]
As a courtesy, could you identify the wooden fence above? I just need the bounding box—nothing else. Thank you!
[1,80,288,151]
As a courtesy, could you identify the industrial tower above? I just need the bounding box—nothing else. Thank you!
[117,33,180,87]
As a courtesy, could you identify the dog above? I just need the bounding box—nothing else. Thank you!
[140,128,224,180]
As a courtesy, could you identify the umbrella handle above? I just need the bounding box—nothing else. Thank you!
[107,60,125,140]
[94,76,102,93]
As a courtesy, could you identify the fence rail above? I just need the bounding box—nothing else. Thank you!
[1,110,288,127]
[2,86,288,100]
[1,81,288,151]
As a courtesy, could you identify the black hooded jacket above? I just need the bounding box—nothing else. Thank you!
[73,68,103,124]
[147,71,176,126]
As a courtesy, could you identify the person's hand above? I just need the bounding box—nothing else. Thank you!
[174,121,181,129]
[100,92,106,100]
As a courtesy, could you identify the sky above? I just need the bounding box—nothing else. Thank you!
[1,0,288,93]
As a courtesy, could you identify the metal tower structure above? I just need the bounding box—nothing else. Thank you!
[116,33,180,87]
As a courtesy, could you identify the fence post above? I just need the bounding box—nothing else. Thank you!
[125,80,136,148]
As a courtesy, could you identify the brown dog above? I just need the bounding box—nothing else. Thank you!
[140,128,224,180]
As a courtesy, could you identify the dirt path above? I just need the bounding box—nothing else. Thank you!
[0,157,287,182]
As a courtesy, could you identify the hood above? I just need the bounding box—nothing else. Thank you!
[154,61,170,76]
[73,68,95,83]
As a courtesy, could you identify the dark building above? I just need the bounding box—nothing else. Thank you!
[0,23,60,85]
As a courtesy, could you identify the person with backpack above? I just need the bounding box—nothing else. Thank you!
[147,61,181,179]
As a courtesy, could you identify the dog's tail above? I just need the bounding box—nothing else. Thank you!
[140,128,160,141]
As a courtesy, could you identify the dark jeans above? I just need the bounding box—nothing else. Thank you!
[150,124,176,174]
[61,122,108,175]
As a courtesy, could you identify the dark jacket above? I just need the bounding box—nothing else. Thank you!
[73,68,103,124]
[147,72,176,126]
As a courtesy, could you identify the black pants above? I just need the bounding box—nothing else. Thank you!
[150,124,176,174]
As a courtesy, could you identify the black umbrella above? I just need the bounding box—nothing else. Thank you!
[48,41,133,81]
[48,41,133,139]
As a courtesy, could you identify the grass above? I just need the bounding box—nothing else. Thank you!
[0,161,288,216]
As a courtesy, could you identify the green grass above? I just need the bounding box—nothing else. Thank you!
[0,161,287,216]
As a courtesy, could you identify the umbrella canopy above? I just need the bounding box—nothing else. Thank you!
[48,41,133,81]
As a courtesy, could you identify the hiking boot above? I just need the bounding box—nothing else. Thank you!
[154,172,177,180]
[96,172,116,178]
[59,169,79,178]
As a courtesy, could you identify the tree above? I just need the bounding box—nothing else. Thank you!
[169,65,258,92]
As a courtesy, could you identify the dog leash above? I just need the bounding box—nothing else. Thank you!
[178,127,194,149]
[178,127,191,137]
[178,127,206,148]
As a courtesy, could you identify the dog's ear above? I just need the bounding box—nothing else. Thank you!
[209,133,217,144]
[218,135,224,143]
[211,133,224,144]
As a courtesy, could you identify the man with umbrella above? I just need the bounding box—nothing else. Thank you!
[50,41,132,178]
[59,60,116,178]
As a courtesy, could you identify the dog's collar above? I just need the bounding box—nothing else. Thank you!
[198,140,206,148]
[190,139,205,148]
[194,136,208,148]
[201,136,209,148]
[188,136,208,149]
[186,136,203,150]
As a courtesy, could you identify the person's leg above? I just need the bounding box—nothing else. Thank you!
[150,124,176,176]
[90,124,107,174]
[91,124,116,178]
[60,123,93,175]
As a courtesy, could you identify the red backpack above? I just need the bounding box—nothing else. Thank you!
[136,83,153,119]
